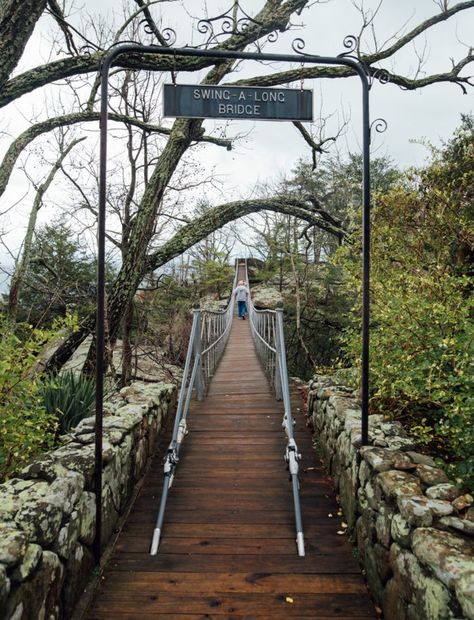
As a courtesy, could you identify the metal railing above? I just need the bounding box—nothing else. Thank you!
[150,265,238,554]
[246,260,305,557]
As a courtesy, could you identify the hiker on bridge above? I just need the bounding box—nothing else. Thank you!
[234,279,250,319]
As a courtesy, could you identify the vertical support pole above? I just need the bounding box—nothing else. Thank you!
[274,307,283,401]
[361,77,370,446]
[193,308,204,400]
[94,55,113,567]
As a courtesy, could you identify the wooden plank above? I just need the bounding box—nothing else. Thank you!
[114,536,352,556]
[91,571,369,594]
[105,552,363,574]
[120,523,350,540]
[88,592,375,617]
[88,614,367,620]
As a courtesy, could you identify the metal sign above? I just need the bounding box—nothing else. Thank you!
[163,84,313,121]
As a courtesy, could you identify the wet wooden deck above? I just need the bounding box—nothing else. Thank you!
[85,297,375,618]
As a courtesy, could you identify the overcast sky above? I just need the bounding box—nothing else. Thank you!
[0,0,473,286]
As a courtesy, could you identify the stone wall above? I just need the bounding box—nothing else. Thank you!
[0,381,175,620]
[308,375,474,620]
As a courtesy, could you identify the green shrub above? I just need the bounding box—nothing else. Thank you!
[335,117,474,489]
[0,319,58,480]
[41,370,95,436]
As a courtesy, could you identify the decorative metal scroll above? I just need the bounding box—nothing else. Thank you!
[197,4,266,47]
[293,35,392,91]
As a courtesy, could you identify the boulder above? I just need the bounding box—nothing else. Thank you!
[452,494,473,512]
[412,527,474,588]
[77,492,96,546]
[363,539,384,605]
[384,577,408,620]
[426,483,460,502]
[0,564,11,610]
[392,453,417,471]
[119,381,174,408]
[10,544,42,583]
[389,543,452,619]
[375,504,393,548]
[0,525,27,568]
[45,470,85,515]
[61,543,95,617]
[385,437,417,451]
[406,452,437,467]
[50,444,95,488]
[2,551,64,620]
[360,447,396,472]
[455,572,474,620]
[54,511,81,560]
[438,516,474,537]
[391,514,412,548]
[249,285,283,309]
[397,496,433,528]
[415,464,449,486]
[377,470,422,501]
[15,499,63,547]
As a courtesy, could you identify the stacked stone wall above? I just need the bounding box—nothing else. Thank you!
[308,375,474,620]
[0,381,175,619]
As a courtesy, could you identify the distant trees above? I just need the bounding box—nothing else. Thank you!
[242,154,400,375]
[10,218,108,327]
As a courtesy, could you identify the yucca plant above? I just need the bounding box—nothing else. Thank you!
[41,371,96,436]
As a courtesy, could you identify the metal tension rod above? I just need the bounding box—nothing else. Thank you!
[150,307,201,554]
[95,42,372,564]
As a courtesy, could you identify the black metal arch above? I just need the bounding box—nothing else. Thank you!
[94,40,378,563]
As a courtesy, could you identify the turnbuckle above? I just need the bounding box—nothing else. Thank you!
[285,438,301,476]
[163,441,180,486]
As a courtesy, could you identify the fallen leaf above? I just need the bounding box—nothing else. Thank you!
[337,530,346,535]
[285,596,294,604]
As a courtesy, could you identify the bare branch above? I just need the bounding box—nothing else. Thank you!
[0,111,232,201]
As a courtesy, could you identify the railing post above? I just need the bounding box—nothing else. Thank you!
[193,307,204,400]
[274,304,283,401]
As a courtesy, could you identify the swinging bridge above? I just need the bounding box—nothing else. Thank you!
[85,260,375,618]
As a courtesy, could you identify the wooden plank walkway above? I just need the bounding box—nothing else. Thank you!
[85,296,375,618]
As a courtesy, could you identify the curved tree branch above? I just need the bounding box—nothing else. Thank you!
[0,111,232,201]
[363,0,474,64]
[146,195,345,273]
[43,192,344,373]
[0,0,309,109]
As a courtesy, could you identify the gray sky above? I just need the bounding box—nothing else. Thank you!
[0,0,473,286]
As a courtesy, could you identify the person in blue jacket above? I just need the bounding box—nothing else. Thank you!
[234,279,250,319]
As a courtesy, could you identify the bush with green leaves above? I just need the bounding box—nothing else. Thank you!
[0,318,58,480]
[336,116,474,489]
[40,370,96,436]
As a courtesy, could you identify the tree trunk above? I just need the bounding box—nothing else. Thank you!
[0,0,47,90]
[120,299,134,386]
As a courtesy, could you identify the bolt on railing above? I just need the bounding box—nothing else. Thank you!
[246,260,305,557]
[150,265,238,554]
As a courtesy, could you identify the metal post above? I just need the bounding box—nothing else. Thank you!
[361,84,371,446]
[275,304,305,556]
[93,51,116,566]
[193,308,204,400]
